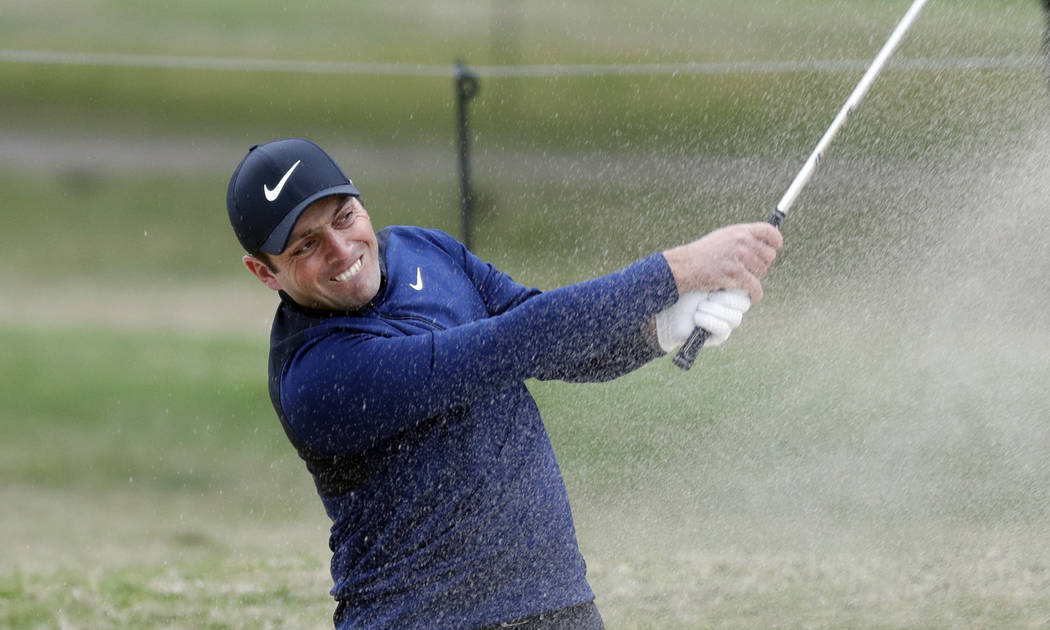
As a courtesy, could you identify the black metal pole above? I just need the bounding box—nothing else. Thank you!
[455,60,480,251]
[1043,0,1050,88]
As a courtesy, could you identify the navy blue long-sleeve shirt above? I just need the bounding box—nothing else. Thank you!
[266,226,679,629]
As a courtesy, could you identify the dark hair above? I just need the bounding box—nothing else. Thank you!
[249,250,279,273]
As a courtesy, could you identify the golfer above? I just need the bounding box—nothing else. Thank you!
[226,138,781,629]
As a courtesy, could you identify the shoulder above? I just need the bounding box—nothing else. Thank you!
[381,225,464,255]
[268,303,374,380]
[380,226,474,279]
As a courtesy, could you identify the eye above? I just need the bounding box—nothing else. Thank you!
[292,238,316,257]
[334,209,355,229]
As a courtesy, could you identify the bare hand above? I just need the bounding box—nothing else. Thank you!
[662,222,783,302]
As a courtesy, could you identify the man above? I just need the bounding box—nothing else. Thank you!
[226,138,781,629]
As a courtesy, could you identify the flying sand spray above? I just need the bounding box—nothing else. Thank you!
[674,0,932,370]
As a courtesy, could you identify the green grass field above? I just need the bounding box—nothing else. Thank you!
[3,1,1050,628]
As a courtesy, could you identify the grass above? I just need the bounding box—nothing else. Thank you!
[3,556,333,629]
[1,0,1041,153]
[2,0,1036,62]
[2,54,1041,158]
[4,311,1050,628]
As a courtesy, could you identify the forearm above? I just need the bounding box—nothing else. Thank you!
[535,319,663,383]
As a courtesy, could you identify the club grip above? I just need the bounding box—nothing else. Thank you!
[672,326,711,370]
[672,208,785,371]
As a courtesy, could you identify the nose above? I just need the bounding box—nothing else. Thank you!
[322,227,355,262]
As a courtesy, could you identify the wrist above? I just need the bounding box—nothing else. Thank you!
[643,316,665,354]
[661,249,688,297]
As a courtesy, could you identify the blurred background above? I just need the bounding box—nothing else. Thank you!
[3,1,1049,628]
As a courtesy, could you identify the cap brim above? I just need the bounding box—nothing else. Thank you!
[259,183,361,255]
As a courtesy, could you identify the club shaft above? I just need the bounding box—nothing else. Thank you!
[776,0,930,217]
[674,0,930,371]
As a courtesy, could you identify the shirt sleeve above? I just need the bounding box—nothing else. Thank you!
[280,252,679,457]
[534,320,664,383]
[430,228,665,381]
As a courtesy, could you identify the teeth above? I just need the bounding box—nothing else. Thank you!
[333,258,362,282]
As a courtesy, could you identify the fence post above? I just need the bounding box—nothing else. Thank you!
[454,60,480,251]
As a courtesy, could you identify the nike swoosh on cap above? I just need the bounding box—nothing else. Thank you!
[409,267,424,291]
[264,160,301,202]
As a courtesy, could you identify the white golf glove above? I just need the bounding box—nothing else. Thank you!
[655,289,751,352]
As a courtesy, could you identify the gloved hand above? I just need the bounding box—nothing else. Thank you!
[654,289,751,352]
[655,290,707,353]
[694,289,751,347]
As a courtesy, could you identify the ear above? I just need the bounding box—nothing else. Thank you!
[243,255,282,292]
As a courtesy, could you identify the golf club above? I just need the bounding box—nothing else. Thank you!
[673,0,932,370]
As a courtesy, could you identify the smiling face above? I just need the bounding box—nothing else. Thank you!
[243,195,381,311]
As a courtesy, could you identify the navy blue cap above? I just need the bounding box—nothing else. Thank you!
[226,138,360,255]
